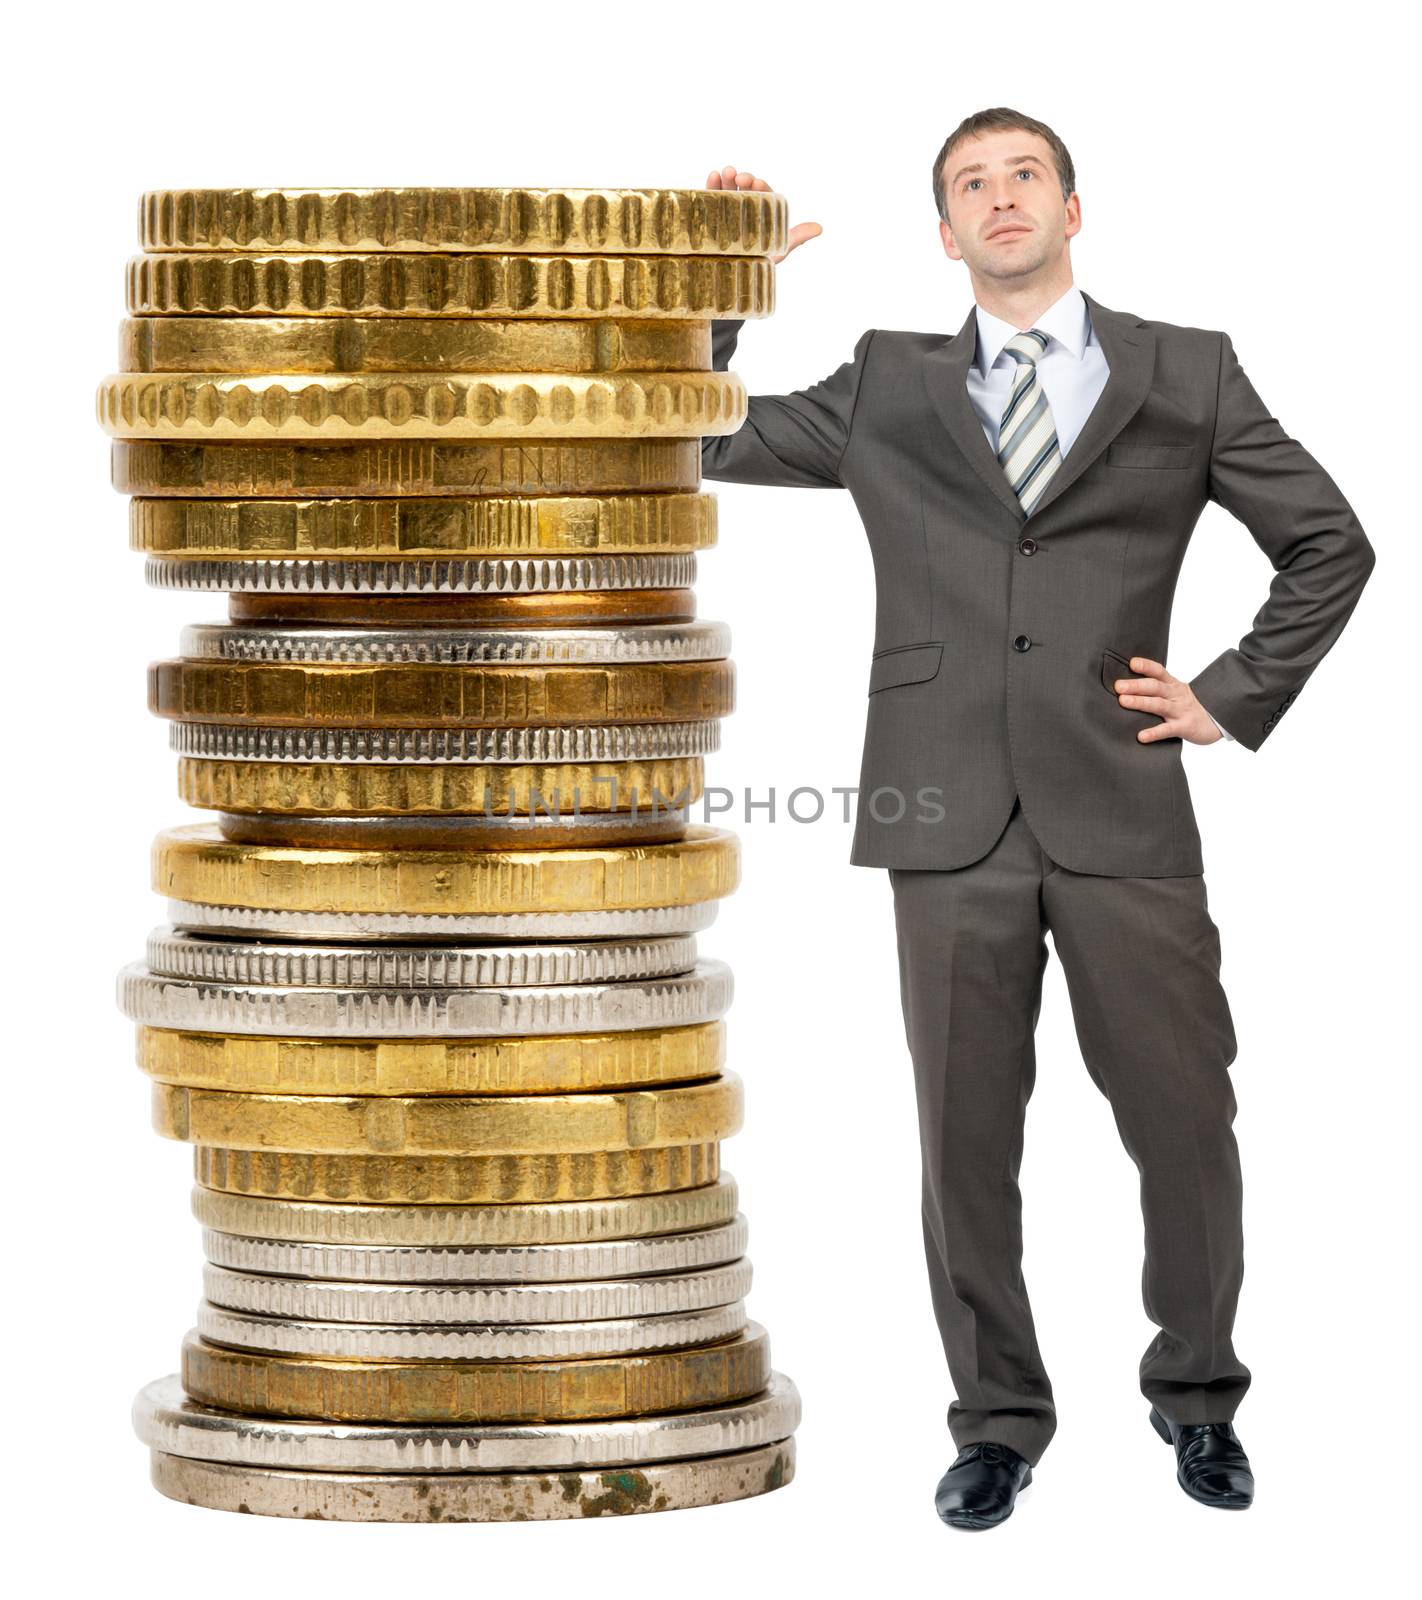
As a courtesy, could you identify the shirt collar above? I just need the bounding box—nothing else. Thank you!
[974,285,1091,376]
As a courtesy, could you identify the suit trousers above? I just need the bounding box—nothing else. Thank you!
[887,793,1250,1467]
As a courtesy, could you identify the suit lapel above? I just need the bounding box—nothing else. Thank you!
[919,289,1157,524]
[1028,292,1156,519]
[920,299,1023,520]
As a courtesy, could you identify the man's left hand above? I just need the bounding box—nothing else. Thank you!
[1112,658,1222,745]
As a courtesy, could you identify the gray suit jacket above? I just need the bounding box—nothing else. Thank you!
[701,292,1375,875]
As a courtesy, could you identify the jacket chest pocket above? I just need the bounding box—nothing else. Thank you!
[869,641,943,693]
[1103,441,1196,469]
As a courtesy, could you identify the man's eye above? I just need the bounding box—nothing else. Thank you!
[965,171,1034,192]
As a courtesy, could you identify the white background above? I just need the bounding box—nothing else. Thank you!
[2,3,1412,1593]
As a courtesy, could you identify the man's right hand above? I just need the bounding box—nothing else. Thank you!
[705,167,822,264]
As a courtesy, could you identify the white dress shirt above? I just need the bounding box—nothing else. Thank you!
[965,285,1235,742]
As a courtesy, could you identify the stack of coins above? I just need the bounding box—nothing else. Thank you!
[97,186,799,1522]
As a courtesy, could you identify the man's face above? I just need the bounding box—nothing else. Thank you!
[937,130,1078,282]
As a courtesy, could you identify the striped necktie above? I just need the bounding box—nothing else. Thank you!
[997,328,1061,515]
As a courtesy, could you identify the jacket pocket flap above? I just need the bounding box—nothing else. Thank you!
[1104,441,1195,469]
[869,642,943,693]
[1102,648,1136,695]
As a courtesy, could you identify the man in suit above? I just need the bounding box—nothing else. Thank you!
[699,108,1375,1529]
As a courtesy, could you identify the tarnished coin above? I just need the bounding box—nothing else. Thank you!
[146,1439,795,1521]
[180,1320,771,1422]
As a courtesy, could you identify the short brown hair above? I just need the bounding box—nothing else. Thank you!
[932,108,1076,222]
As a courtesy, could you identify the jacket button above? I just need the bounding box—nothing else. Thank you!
[1013,634,1032,652]
[1018,537,1038,556]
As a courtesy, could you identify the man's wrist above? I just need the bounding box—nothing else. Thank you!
[1203,705,1235,742]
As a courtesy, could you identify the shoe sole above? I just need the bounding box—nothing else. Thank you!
[1148,1407,1253,1510]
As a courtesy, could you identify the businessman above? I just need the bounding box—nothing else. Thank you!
[699,109,1375,1529]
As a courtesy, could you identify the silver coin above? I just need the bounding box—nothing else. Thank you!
[145,1439,797,1519]
[179,619,732,665]
[146,928,699,990]
[191,1176,741,1247]
[203,1215,749,1283]
[202,1258,752,1322]
[146,552,697,594]
[169,719,721,763]
[135,1369,799,1474]
[195,1299,749,1360]
[166,899,720,941]
[117,956,733,1037]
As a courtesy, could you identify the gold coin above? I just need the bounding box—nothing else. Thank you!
[139,1021,724,1096]
[180,1322,771,1423]
[226,589,697,627]
[111,438,701,498]
[150,658,734,726]
[120,316,711,375]
[209,811,691,852]
[189,1176,739,1245]
[194,1143,721,1203]
[126,252,773,320]
[97,369,746,442]
[153,823,740,915]
[177,757,704,816]
[152,1074,742,1155]
[139,187,787,257]
[131,493,716,558]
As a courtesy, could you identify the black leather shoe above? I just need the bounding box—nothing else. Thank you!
[934,1441,1033,1530]
[1149,1406,1254,1509]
